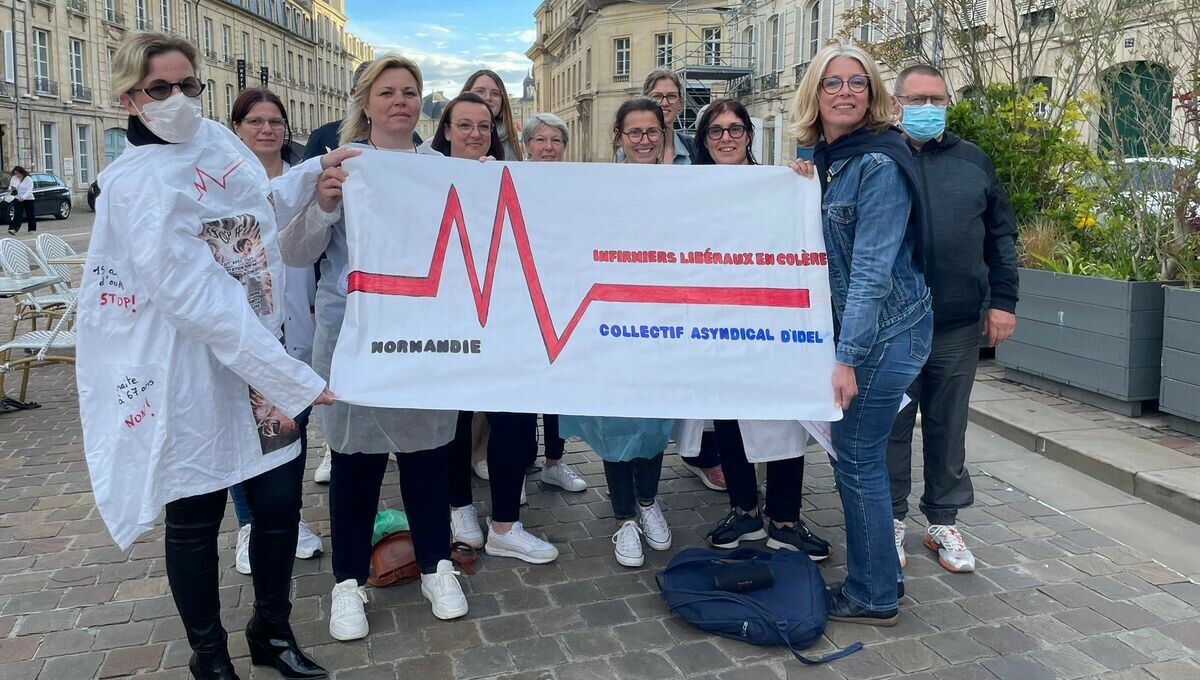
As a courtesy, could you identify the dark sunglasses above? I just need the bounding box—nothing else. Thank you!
[130,76,205,101]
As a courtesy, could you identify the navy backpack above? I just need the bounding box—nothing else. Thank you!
[657,547,862,665]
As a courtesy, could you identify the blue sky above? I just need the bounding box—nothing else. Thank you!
[345,1,541,97]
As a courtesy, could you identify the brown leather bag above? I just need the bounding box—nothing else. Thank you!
[368,531,478,587]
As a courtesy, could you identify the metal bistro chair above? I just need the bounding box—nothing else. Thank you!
[0,237,74,334]
[0,292,77,405]
[34,233,81,297]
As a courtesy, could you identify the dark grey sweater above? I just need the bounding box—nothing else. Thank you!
[909,132,1020,332]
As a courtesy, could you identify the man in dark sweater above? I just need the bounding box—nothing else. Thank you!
[886,65,1020,575]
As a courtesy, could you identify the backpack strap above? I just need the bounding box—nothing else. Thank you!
[662,586,863,665]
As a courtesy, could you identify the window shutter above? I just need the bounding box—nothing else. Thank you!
[793,8,804,63]
[757,18,768,73]
[821,0,833,47]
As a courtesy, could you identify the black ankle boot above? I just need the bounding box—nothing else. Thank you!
[188,651,239,680]
[245,615,327,679]
[825,582,899,627]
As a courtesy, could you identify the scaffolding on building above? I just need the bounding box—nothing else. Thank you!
[666,0,759,132]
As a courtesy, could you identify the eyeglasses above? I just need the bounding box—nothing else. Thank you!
[649,93,680,104]
[452,121,494,135]
[895,94,950,106]
[820,75,870,95]
[242,116,287,129]
[130,76,205,100]
[704,124,747,141]
[622,128,663,142]
[470,87,503,100]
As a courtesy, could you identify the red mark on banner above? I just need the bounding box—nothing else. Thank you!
[194,160,245,201]
[348,167,810,362]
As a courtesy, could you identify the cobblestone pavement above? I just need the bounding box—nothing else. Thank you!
[0,359,1198,679]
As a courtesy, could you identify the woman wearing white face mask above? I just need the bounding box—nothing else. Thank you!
[76,32,354,680]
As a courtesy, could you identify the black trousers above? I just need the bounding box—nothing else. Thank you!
[685,430,721,468]
[604,453,664,520]
[542,414,564,461]
[715,420,804,522]
[449,411,537,522]
[164,453,304,657]
[9,200,35,233]
[887,322,980,525]
[330,445,451,580]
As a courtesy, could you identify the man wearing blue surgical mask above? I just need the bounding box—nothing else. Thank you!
[886,65,1020,577]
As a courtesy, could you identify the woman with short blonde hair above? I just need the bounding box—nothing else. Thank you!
[788,43,932,626]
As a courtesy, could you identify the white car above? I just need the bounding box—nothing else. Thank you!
[1106,157,1199,232]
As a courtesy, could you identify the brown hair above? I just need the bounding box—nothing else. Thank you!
[230,88,295,164]
[693,99,757,166]
[611,97,667,153]
[430,92,505,160]
[461,69,522,158]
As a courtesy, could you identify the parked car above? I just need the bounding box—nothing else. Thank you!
[1,172,72,223]
[1107,157,1199,232]
[87,180,100,212]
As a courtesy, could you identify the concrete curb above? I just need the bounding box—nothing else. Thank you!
[967,380,1200,525]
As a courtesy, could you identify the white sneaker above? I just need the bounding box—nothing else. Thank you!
[520,486,528,506]
[234,524,252,575]
[894,519,907,569]
[485,520,558,564]
[314,446,332,484]
[612,520,644,567]
[924,524,976,573]
[295,520,323,559]
[471,457,490,480]
[421,559,468,620]
[637,500,672,551]
[328,579,369,641]
[541,462,587,492]
[451,504,484,548]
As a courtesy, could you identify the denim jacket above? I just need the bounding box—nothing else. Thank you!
[822,152,931,366]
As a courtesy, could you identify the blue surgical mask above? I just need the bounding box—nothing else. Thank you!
[901,104,946,143]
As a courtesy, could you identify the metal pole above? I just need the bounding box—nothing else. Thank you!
[931,3,944,67]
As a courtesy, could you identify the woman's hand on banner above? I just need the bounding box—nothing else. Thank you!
[320,146,361,171]
[833,363,858,410]
[788,159,815,179]
[478,156,496,163]
[317,167,349,213]
[311,387,338,406]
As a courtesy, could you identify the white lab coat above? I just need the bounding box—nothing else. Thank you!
[77,119,327,550]
[277,163,318,366]
[674,420,809,463]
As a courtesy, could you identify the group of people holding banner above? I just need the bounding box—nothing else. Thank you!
[77,26,1017,679]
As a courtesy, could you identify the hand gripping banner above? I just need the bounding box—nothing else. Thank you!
[330,150,841,422]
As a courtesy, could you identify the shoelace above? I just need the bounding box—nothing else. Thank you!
[428,569,463,594]
[332,585,367,614]
[612,522,642,550]
[930,526,967,552]
[641,504,669,535]
[558,464,582,480]
[714,511,740,532]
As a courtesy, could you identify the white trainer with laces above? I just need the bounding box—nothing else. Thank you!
[541,462,587,492]
[637,500,672,551]
[893,519,907,569]
[234,524,252,575]
[485,520,558,564]
[612,520,644,567]
[295,520,323,559]
[924,524,976,573]
[329,579,369,641]
[314,446,332,484]
[421,559,469,620]
[451,504,485,548]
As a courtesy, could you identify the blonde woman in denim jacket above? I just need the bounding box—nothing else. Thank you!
[789,44,933,626]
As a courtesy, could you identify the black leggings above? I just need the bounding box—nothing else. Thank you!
[164,453,304,657]
[9,200,35,233]
[715,420,805,522]
[543,414,564,461]
[330,445,451,580]
[449,411,537,523]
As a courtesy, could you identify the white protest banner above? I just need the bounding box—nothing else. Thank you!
[330,150,841,422]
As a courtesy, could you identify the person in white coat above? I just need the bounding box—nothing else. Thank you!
[277,54,468,642]
[6,166,35,235]
[76,33,353,680]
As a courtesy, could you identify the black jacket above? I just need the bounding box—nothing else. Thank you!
[908,131,1019,332]
[303,120,423,160]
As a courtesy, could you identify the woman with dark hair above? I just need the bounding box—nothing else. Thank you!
[425,92,504,160]
[226,87,324,577]
[685,99,832,561]
[7,166,34,235]
[462,69,521,161]
[559,97,675,570]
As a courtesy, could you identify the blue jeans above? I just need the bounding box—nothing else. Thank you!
[832,315,932,612]
[231,408,311,526]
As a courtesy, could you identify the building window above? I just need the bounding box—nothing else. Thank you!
[69,39,86,98]
[203,18,213,55]
[182,2,191,39]
[769,15,781,71]
[225,84,234,121]
[104,0,119,23]
[76,125,93,184]
[655,33,673,68]
[206,80,216,119]
[160,0,170,31]
[33,30,51,94]
[273,44,280,74]
[259,39,267,66]
[808,2,823,60]
[135,0,148,30]
[613,37,630,80]
[222,25,231,59]
[242,32,250,60]
[40,122,58,174]
[703,28,722,66]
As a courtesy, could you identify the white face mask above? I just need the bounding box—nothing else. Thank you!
[133,92,203,143]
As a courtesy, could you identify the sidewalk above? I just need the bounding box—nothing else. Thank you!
[970,360,1200,526]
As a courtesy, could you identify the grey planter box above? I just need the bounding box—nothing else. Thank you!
[995,268,1179,416]
[1160,286,1200,434]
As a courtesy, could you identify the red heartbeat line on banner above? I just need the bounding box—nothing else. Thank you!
[348,166,810,362]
